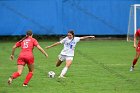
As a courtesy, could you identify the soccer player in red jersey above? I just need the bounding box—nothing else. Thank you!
[130,28,140,71]
[8,30,48,86]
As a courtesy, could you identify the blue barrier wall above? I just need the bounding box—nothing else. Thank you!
[0,0,140,35]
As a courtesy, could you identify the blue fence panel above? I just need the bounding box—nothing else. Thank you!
[0,0,140,35]
[62,0,140,35]
[0,0,62,35]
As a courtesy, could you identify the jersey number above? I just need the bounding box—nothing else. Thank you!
[70,45,73,49]
[23,41,29,48]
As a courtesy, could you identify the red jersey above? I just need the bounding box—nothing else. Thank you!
[16,37,39,57]
[135,28,140,47]
[135,28,140,37]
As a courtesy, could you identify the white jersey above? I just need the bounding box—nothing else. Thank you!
[60,37,80,56]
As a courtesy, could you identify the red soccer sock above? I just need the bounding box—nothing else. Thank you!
[133,59,138,66]
[23,72,33,85]
[12,72,20,79]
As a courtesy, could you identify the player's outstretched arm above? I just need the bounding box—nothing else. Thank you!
[80,36,95,40]
[134,34,137,48]
[45,42,61,49]
[37,45,48,58]
[10,45,17,60]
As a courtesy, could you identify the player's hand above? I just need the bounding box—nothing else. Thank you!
[45,54,48,58]
[90,36,95,38]
[10,55,14,60]
[46,46,51,49]
[134,44,137,48]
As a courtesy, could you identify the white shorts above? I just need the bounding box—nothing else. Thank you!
[58,55,73,62]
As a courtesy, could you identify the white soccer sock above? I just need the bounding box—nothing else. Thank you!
[60,67,68,76]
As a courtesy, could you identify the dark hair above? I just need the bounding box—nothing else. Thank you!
[26,30,33,36]
[68,30,75,38]
[19,30,33,43]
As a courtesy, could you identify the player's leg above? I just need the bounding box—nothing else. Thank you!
[56,55,64,67]
[133,52,140,66]
[8,65,24,85]
[130,52,140,71]
[56,59,63,67]
[23,64,34,86]
[59,57,73,78]
[8,58,25,85]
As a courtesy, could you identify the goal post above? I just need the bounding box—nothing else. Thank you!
[127,4,140,42]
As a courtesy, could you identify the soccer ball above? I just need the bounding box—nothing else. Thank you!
[48,71,55,78]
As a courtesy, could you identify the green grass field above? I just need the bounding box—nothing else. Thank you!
[1,40,140,93]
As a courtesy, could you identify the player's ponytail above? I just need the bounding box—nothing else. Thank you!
[19,30,33,43]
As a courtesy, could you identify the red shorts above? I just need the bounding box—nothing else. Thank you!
[17,56,34,66]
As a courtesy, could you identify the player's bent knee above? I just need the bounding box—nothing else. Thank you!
[17,72,22,76]
[29,71,34,75]
[136,55,140,59]
[66,64,71,68]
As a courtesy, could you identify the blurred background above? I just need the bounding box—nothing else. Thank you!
[0,0,140,40]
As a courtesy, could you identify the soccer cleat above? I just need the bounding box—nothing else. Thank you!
[22,84,28,87]
[130,66,134,71]
[8,77,13,85]
[58,75,66,78]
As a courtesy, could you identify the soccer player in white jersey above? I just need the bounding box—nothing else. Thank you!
[46,30,95,78]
